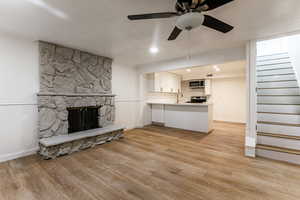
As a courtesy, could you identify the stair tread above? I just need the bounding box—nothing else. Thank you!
[257,67,293,72]
[257,103,300,105]
[257,86,298,89]
[257,52,288,57]
[257,57,290,62]
[258,88,299,90]
[257,79,297,82]
[257,62,291,67]
[257,73,295,77]
[257,121,300,127]
[257,132,300,140]
[257,95,300,96]
[257,112,300,115]
[256,144,300,155]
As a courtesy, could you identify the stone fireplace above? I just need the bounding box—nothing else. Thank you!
[37,41,124,159]
[38,93,115,138]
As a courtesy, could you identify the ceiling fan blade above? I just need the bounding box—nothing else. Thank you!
[128,12,178,20]
[168,26,182,41]
[203,0,234,11]
[202,15,233,33]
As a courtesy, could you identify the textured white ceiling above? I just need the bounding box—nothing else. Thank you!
[170,60,246,80]
[1,0,300,67]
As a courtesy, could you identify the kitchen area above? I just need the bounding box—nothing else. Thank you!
[146,71,213,133]
[145,61,247,133]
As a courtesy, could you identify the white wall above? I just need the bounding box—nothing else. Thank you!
[147,92,177,104]
[112,64,141,130]
[257,37,288,56]
[257,35,300,87]
[211,77,247,123]
[286,35,300,86]
[0,34,141,163]
[0,34,39,162]
[138,47,246,74]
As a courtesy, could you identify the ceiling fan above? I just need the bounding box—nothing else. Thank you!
[127,0,234,41]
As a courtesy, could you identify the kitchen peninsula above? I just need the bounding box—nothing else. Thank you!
[148,102,213,133]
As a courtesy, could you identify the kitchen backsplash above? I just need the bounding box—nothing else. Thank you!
[147,92,177,103]
[180,81,205,102]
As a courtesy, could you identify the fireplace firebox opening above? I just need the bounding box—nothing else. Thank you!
[67,106,101,134]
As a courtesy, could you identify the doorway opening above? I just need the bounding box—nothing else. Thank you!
[144,60,247,140]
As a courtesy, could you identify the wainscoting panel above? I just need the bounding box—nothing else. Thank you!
[0,104,39,163]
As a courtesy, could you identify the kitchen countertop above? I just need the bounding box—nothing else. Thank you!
[147,102,212,107]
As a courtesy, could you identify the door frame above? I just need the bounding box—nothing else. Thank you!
[245,40,257,157]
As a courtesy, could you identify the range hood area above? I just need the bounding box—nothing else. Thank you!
[189,80,205,89]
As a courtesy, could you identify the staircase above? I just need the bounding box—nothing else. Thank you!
[255,52,300,165]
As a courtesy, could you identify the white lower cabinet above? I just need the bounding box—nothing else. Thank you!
[164,105,211,132]
[151,104,165,124]
[150,103,213,133]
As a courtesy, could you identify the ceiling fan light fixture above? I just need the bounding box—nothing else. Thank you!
[176,12,204,30]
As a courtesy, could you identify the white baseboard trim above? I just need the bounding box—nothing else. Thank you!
[213,120,246,125]
[245,146,256,157]
[134,125,145,129]
[245,136,256,147]
[115,98,141,103]
[245,136,256,158]
[124,125,144,131]
[0,147,39,163]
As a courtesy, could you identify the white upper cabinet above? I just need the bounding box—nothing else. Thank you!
[148,72,181,93]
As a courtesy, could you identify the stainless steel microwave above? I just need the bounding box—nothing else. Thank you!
[189,80,205,89]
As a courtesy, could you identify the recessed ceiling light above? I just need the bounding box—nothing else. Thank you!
[186,69,191,72]
[213,65,221,72]
[149,47,159,54]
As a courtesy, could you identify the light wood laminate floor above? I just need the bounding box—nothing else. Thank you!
[1,122,300,200]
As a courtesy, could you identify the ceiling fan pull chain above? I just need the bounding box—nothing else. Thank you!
[187,30,192,61]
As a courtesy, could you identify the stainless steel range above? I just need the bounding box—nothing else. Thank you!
[187,96,207,104]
